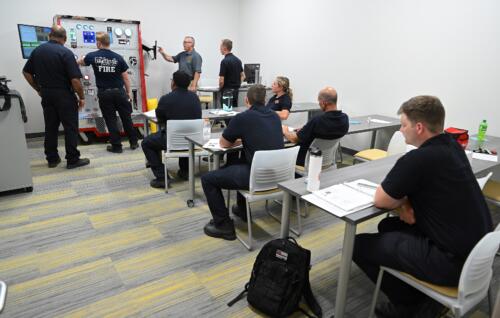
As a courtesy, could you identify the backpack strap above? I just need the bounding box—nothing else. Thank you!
[303,277,323,318]
[227,283,249,307]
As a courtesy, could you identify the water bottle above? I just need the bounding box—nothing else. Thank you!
[306,147,322,192]
[477,119,488,143]
[222,90,233,111]
[203,119,211,141]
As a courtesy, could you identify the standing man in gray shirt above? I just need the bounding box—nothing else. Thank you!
[159,36,202,92]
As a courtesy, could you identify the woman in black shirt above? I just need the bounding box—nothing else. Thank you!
[266,76,292,120]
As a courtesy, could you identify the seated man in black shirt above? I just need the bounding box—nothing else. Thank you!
[201,85,284,240]
[141,71,201,189]
[353,96,493,318]
[282,86,349,166]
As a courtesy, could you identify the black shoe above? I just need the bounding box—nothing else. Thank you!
[48,158,61,168]
[375,302,416,318]
[130,142,139,150]
[413,299,448,318]
[67,158,90,169]
[107,145,123,153]
[204,219,236,240]
[232,204,247,222]
[177,169,188,180]
[150,178,166,189]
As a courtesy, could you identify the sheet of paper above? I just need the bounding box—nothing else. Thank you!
[288,126,295,132]
[203,138,242,151]
[472,152,498,162]
[144,109,156,118]
[369,118,391,124]
[302,193,358,217]
[343,179,378,197]
[311,184,374,213]
[209,109,239,116]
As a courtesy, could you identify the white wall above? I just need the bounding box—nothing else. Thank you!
[0,0,240,133]
[239,0,500,148]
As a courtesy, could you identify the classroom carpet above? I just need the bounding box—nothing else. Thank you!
[0,137,498,317]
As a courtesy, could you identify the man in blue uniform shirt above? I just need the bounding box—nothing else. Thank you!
[353,96,492,317]
[159,36,202,92]
[201,84,284,240]
[141,71,201,189]
[23,25,90,169]
[282,86,348,166]
[78,32,138,153]
[219,39,244,107]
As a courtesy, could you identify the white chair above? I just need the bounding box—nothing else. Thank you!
[0,280,6,312]
[477,172,493,190]
[164,119,209,193]
[369,230,500,318]
[354,131,407,163]
[229,146,300,250]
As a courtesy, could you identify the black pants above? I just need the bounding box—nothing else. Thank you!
[201,160,250,225]
[141,131,187,179]
[40,88,80,164]
[353,217,464,305]
[220,88,239,108]
[97,88,137,148]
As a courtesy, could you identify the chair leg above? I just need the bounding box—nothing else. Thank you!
[488,285,494,316]
[236,200,253,251]
[296,197,302,235]
[368,269,384,318]
[265,200,301,236]
[164,158,169,193]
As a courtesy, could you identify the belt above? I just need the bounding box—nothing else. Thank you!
[100,87,123,92]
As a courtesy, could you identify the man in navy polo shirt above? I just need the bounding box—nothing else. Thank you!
[201,84,284,240]
[23,25,90,169]
[282,86,348,166]
[141,71,201,189]
[159,36,202,92]
[353,96,492,317]
[78,32,138,153]
[219,39,244,107]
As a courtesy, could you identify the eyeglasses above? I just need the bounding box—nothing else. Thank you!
[183,41,193,44]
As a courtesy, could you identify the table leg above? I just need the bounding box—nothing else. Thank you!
[187,141,195,207]
[370,130,377,148]
[214,154,221,170]
[144,116,150,136]
[334,222,357,318]
[280,191,291,238]
[214,91,221,109]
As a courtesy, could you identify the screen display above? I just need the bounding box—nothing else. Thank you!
[244,64,260,84]
[83,31,96,44]
[17,24,51,59]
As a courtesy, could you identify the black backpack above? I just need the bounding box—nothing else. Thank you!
[228,237,322,318]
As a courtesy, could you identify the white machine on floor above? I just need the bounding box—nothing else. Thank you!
[0,77,33,193]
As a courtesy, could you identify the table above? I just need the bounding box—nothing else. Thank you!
[347,115,400,148]
[197,85,272,109]
[278,135,500,318]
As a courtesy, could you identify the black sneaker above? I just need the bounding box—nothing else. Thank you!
[107,145,123,153]
[150,178,166,189]
[48,158,61,168]
[177,169,188,180]
[67,158,90,169]
[413,299,449,318]
[203,219,236,240]
[232,204,247,222]
[375,301,416,318]
[130,142,139,150]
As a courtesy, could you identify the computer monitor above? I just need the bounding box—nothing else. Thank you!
[244,64,260,84]
[17,24,51,59]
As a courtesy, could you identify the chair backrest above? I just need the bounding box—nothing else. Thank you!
[166,119,203,151]
[387,131,407,156]
[249,146,300,193]
[283,112,308,127]
[304,138,341,171]
[457,230,500,304]
[476,172,493,190]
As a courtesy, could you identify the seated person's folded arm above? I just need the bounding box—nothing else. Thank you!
[219,136,241,148]
[374,185,405,209]
[282,125,299,143]
[276,109,290,120]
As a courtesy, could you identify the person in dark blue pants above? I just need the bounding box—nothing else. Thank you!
[201,84,284,241]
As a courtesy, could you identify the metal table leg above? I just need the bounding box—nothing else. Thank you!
[280,191,291,238]
[213,154,221,170]
[187,141,195,207]
[370,130,377,148]
[334,222,357,318]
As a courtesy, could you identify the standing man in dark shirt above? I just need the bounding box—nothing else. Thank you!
[201,84,284,241]
[282,87,348,166]
[141,71,201,189]
[22,25,90,169]
[353,96,493,317]
[219,39,244,107]
[78,32,138,153]
[159,36,202,92]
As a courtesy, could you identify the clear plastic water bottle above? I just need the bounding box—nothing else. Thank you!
[222,90,233,111]
[477,119,488,143]
[203,119,211,141]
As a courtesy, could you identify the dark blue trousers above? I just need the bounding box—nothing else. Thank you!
[201,162,250,225]
[40,88,80,164]
[353,217,463,305]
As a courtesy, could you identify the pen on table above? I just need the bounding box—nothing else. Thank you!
[357,182,378,190]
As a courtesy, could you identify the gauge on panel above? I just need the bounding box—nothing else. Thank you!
[124,28,132,37]
[115,27,123,37]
